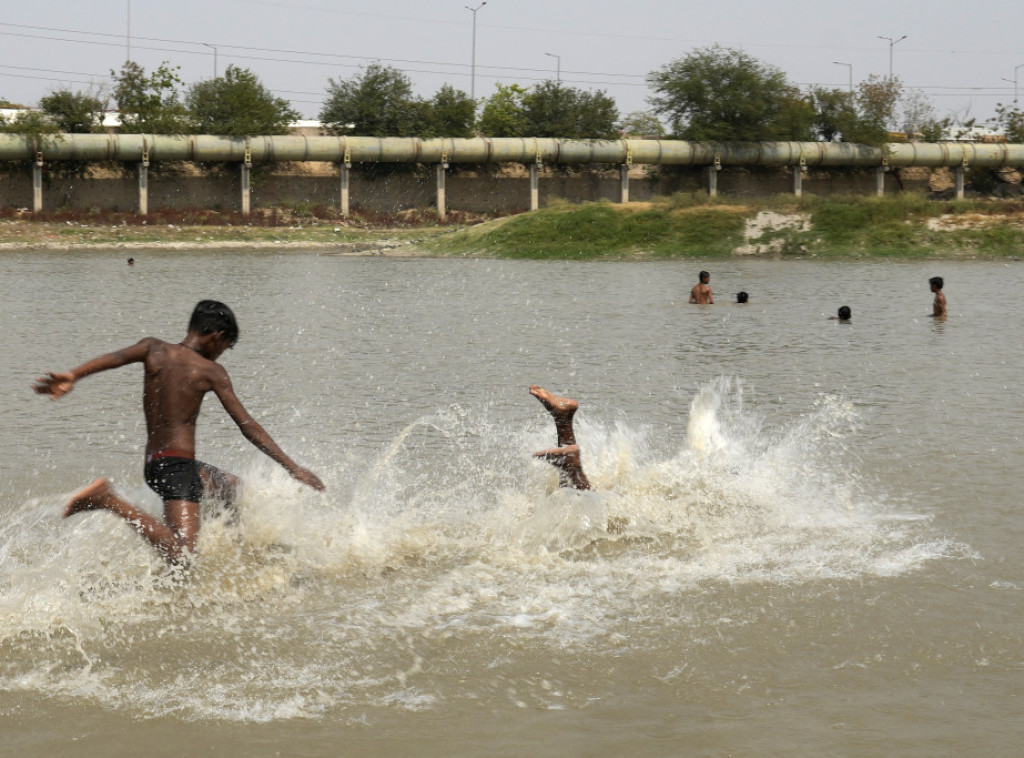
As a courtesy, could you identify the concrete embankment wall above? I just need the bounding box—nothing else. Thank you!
[0,165,924,215]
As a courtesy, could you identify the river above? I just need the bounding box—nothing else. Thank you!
[1,250,1021,756]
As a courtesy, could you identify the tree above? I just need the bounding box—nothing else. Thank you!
[39,88,106,133]
[647,45,814,141]
[187,65,298,136]
[991,102,1024,143]
[619,110,665,139]
[476,83,529,137]
[420,84,475,138]
[810,87,862,142]
[856,74,903,136]
[899,88,948,141]
[520,81,619,139]
[0,108,59,136]
[112,61,192,134]
[319,63,422,136]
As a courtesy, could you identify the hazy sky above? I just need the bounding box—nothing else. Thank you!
[2,0,1023,127]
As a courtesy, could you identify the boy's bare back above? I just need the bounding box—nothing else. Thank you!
[137,338,232,457]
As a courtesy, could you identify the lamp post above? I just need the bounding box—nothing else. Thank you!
[126,0,131,62]
[1009,63,1024,106]
[202,43,218,78]
[465,2,487,102]
[877,34,907,79]
[832,61,853,93]
[545,52,561,83]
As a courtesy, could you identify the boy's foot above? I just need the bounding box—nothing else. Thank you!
[63,478,112,518]
[529,386,579,423]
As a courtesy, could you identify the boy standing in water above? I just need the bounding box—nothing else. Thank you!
[690,271,713,304]
[930,276,947,319]
[33,300,325,565]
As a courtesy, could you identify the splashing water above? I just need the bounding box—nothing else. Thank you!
[0,377,962,721]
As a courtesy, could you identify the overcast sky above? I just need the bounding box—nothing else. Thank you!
[2,0,1023,128]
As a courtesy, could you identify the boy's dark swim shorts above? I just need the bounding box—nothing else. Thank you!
[144,455,204,503]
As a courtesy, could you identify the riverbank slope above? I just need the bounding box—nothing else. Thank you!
[4,194,1024,259]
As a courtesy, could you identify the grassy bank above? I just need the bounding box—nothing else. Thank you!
[424,193,1024,260]
[4,195,1024,259]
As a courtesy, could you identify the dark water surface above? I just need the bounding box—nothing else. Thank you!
[1,251,1021,756]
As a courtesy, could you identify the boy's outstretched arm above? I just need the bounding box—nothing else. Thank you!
[33,339,151,398]
[211,368,326,492]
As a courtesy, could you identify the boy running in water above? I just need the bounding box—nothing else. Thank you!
[33,300,325,565]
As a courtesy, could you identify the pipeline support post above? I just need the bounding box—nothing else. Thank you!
[138,148,149,217]
[33,152,43,213]
[436,151,448,219]
[620,147,632,204]
[241,145,252,217]
[708,155,721,197]
[955,161,966,200]
[529,159,541,211]
[875,166,886,197]
[340,149,351,217]
[793,158,805,197]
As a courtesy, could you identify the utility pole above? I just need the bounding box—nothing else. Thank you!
[877,34,907,79]
[465,2,487,102]
[203,43,218,78]
[545,52,561,83]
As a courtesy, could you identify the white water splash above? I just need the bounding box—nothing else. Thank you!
[0,377,967,721]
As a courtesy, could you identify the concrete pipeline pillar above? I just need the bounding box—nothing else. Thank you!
[875,166,886,197]
[619,164,630,203]
[955,165,965,200]
[707,155,721,197]
[529,163,540,211]
[241,143,252,216]
[436,162,447,219]
[340,151,351,217]
[138,160,149,216]
[793,162,804,197]
[32,153,43,212]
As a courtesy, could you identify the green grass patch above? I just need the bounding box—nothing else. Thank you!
[428,199,747,259]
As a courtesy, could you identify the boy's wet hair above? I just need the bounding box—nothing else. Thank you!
[699,270,710,281]
[189,300,239,346]
[737,291,749,303]
[929,276,943,289]
[838,305,851,320]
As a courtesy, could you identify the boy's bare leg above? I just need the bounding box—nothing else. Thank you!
[530,386,592,490]
[64,478,199,564]
[533,444,591,490]
[529,385,579,447]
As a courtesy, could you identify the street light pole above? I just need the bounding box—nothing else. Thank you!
[545,53,561,83]
[202,43,218,78]
[465,2,487,102]
[877,34,907,79]
[832,61,852,93]
[126,0,131,62]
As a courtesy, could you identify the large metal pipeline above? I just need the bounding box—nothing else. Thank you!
[1,134,1024,168]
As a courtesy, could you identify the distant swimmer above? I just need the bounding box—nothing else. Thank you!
[690,271,713,305]
[33,300,325,566]
[736,291,749,304]
[529,385,591,490]
[828,305,851,322]
[127,257,134,265]
[930,276,947,319]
